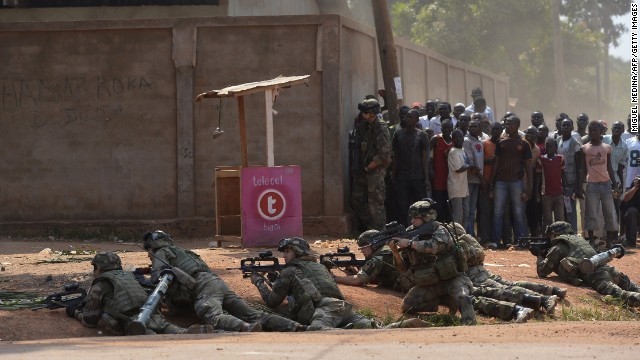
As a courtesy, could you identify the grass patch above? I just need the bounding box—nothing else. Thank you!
[560,295,640,321]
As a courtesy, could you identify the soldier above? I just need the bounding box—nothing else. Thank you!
[143,230,305,332]
[537,221,640,306]
[332,230,401,289]
[68,251,211,335]
[351,97,392,231]
[392,199,477,325]
[250,237,374,330]
[447,222,564,314]
[335,229,535,323]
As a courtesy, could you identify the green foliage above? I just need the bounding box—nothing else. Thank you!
[560,295,640,321]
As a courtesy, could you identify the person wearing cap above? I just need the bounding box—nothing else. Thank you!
[251,237,374,330]
[351,97,391,231]
[537,221,640,307]
[465,88,494,123]
[143,230,305,332]
[68,251,213,335]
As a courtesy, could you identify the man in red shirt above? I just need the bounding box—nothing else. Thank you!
[537,138,566,229]
[429,119,454,223]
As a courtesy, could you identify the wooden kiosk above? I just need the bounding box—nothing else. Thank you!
[195,75,310,247]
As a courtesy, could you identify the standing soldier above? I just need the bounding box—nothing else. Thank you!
[68,251,211,335]
[250,237,374,330]
[351,98,391,231]
[393,200,477,325]
[143,230,305,332]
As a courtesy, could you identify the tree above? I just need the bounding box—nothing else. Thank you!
[389,0,630,122]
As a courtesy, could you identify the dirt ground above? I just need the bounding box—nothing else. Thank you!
[1,235,639,343]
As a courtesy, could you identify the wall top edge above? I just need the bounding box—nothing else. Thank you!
[0,13,340,31]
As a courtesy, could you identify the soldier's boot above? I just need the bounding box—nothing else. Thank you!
[457,295,477,325]
[542,295,558,314]
[552,287,568,299]
[621,292,640,307]
[521,294,543,311]
[240,322,262,332]
[513,305,534,324]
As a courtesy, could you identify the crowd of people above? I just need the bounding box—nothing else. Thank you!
[350,87,640,251]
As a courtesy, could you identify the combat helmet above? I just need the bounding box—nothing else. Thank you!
[545,221,574,236]
[143,230,174,251]
[357,230,382,250]
[278,237,311,256]
[358,98,381,114]
[91,251,122,272]
[408,198,437,222]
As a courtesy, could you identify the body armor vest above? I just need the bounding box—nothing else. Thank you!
[557,235,597,262]
[165,246,210,277]
[406,221,440,267]
[370,248,399,288]
[93,270,149,316]
[288,259,344,300]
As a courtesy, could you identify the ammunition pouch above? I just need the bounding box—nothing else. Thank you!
[412,267,440,286]
[394,271,416,293]
[434,255,459,281]
[171,267,197,290]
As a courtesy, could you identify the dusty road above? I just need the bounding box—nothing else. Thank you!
[1,236,640,359]
[2,322,639,360]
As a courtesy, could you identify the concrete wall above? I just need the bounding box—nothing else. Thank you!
[0,14,508,238]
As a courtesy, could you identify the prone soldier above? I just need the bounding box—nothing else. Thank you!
[537,221,640,306]
[68,251,211,335]
[250,237,375,330]
[143,230,305,332]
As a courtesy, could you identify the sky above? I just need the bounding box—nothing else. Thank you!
[610,12,632,61]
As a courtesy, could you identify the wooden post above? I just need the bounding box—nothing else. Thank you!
[237,95,249,168]
[371,0,401,125]
[265,89,275,167]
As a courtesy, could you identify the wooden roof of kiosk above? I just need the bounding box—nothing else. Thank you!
[195,75,311,168]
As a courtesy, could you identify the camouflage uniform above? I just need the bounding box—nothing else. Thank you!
[537,233,640,306]
[149,244,303,332]
[400,220,476,325]
[356,228,531,322]
[356,245,399,288]
[351,113,391,230]
[75,269,189,335]
[456,228,562,312]
[254,255,373,330]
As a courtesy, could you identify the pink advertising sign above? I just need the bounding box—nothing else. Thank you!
[241,166,302,247]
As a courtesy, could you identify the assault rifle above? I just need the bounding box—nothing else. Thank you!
[521,237,552,257]
[32,282,87,311]
[226,251,285,283]
[319,246,366,275]
[367,221,432,249]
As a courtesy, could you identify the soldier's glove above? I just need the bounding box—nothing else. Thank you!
[65,303,77,318]
[250,272,264,286]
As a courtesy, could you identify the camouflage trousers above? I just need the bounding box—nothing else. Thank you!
[351,169,387,230]
[587,265,640,306]
[472,296,517,321]
[192,272,301,331]
[468,265,556,303]
[307,297,374,330]
[402,274,476,325]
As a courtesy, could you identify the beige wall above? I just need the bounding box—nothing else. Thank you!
[0,14,508,237]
